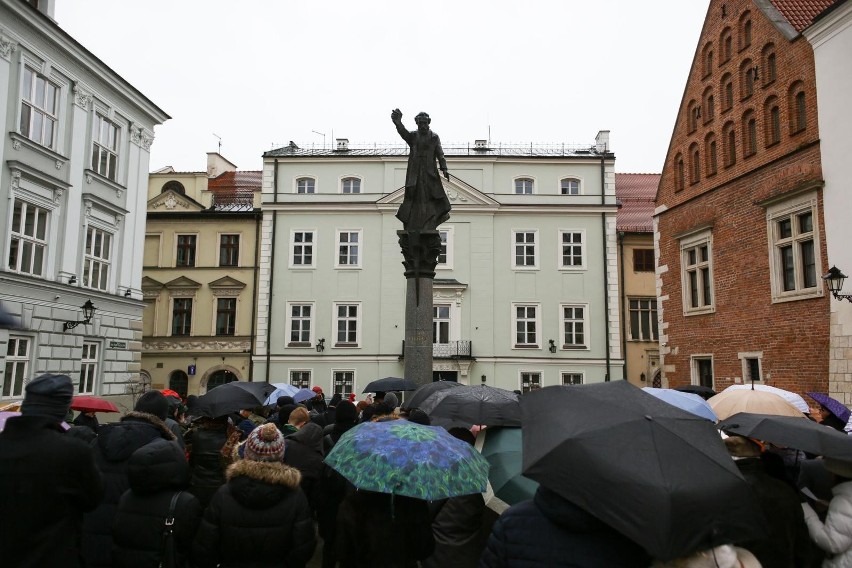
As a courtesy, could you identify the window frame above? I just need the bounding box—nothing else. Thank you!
[766,192,822,303]
[90,110,121,182]
[628,297,659,342]
[290,229,316,269]
[674,154,685,192]
[333,302,361,348]
[560,303,589,350]
[340,176,362,194]
[513,177,535,195]
[175,234,197,268]
[723,122,736,168]
[7,198,49,277]
[171,297,193,336]
[689,143,701,185]
[289,369,312,390]
[691,355,715,390]
[512,303,540,349]
[705,133,718,177]
[295,177,316,194]
[437,227,454,269]
[561,371,584,386]
[3,335,32,400]
[335,229,362,269]
[633,248,655,272]
[738,352,763,383]
[79,340,100,395]
[433,304,451,345]
[558,229,586,271]
[218,234,240,267]
[215,297,237,336]
[519,370,543,394]
[512,230,539,270]
[332,369,356,397]
[743,111,757,158]
[559,177,582,196]
[680,229,715,315]
[82,224,113,292]
[286,302,314,347]
[19,64,60,150]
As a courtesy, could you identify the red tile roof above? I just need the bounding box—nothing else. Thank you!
[616,173,660,233]
[207,171,262,190]
[769,0,838,32]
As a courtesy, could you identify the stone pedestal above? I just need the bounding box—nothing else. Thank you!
[398,230,442,388]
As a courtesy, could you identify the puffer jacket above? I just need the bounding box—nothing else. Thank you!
[284,422,325,510]
[113,439,202,568]
[193,459,316,568]
[479,486,651,568]
[82,412,177,568]
[185,419,229,509]
[803,480,852,568]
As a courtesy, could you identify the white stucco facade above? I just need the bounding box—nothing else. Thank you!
[254,134,622,396]
[0,1,168,405]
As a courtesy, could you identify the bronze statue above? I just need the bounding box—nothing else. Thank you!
[391,109,451,231]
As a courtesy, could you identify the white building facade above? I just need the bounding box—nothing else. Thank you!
[254,133,622,396]
[0,1,168,405]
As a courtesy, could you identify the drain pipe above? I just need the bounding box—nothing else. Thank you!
[248,207,261,382]
[264,159,279,381]
[618,231,627,380]
[601,155,611,381]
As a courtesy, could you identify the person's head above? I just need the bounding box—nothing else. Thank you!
[288,406,310,428]
[135,390,169,420]
[383,392,399,410]
[329,393,342,408]
[723,435,761,459]
[335,400,358,425]
[415,112,431,133]
[276,396,294,408]
[650,544,759,568]
[20,373,73,422]
[447,426,476,446]
[244,423,285,462]
[406,409,431,426]
[360,404,377,423]
[312,386,323,399]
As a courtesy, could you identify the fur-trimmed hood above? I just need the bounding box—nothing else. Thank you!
[96,411,176,462]
[225,459,303,510]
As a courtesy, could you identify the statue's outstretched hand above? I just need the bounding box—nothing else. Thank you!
[391,108,402,122]
[443,169,450,181]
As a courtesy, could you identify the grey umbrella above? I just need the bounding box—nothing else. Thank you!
[521,381,765,561]
[718,412,852,460]
[420,384,521,427]
[402,380,464,410]
[194,381,271,418]
[362,376,419,393]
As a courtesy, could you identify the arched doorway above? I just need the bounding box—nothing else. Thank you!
[206,369,238,391]
[168,370,189,398]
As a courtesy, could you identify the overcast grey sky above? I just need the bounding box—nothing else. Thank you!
[55,1,708,174]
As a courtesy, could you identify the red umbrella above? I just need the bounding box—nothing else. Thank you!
[70,395,119,413]
[161,389,182,400]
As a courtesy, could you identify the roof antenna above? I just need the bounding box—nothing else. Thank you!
[212,133,222,154]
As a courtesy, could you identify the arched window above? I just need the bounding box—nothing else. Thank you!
[764,96,781,146]
[687,100,699,133]
[743,111,757,157]
[740,59,755,99]
[168,370,188,398]
[723,122,736,167]
[721,74,734,112]
[689,143,701,185]
[206,369,237,391]
[702,43,714,77]
[762,44,776,86]
[789,82,807,133]
[341,177,361,194]
[705,133,718,176]
[674,154,685,191]
[296,177,316,194]
[720,28,733,63]
[162,180,185,195]
[514,177,534,194]
[739,12,752,50]
[702,87,715,124]
[560,177,581,195]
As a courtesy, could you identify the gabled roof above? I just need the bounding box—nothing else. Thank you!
[147,189,205,212]
[768,0,838,32]
[207,171,262,190]
[164,276,201,289]
[208,276,246,289]
[616,173,659,233]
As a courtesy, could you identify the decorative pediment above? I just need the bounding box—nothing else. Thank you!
[164,276,202,289]
[141,276,165,299]
[377,177,499,207]
[148,189,205,212]
[208,276,246,297]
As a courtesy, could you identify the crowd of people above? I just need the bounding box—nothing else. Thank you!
[3,373,852,567]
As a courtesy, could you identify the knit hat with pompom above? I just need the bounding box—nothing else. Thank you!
[244,423,285,462]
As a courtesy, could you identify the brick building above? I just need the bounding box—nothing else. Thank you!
[655,0,833,395]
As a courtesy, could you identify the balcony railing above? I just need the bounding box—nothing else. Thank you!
[400,340,473,359]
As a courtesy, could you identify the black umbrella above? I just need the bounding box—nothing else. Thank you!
[718,412,852,461]
[194,382,270,418]
[673,384,717,400]
[521,381,765,561]
[402,380,464,410]
[230,381,276,401]
[362,377,418,393]
[419,384,521,427]
[0,303,22,329]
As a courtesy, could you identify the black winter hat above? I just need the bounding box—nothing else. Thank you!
[135,390,169,420]
[335,400,358,424]
[21,374,73,421]
[276,396,295,407]
[329,393,342,408]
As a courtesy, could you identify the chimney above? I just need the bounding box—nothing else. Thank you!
[595,130,610,153]
[336,138,349,151]
[474,139,489,150]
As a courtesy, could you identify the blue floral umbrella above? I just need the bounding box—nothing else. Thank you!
[324,420,490,500]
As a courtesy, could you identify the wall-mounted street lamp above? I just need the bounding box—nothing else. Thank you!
[548,339,557,354]
[481,374,487,383]
[63,300,96,331]
[316,338,325,353]
[823,266,852,303]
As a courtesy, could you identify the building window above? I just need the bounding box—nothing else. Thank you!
[341,177,361,194]
[681,231,714,314]
[216,298,236,336]
[333,370,355,397]
[705,134,718,176]
[560,231,584,269]
[219,234,239,267]
[723,122,736,168]
[765,97,781,146]
[720,28,732,63]
[513,231,537,269]
[675,154,685,192]
[768,197,819,302]
[79,341,98,394]
[739,13,752,49]
[520,372,542,394]
[742,61,756,99]
[83,226,112,291]
[3,336,30,399]
[763,48,776,85]
[560,178,581,195]
[693,356,714,389]
[629,298,659,341]
[296,177,315,194]
[8,199,48,277]
[437,228,453,268]
[790,84,807,134]
[721,74,734,111]
[335,304,359,347]
[687,101,698,133]
[702,43,714,77]
[739,353,763,383]
[336,230,361,268]
[562,372,584,386]
[288,304,312,346]
[291,231,315,268]
[171,298,193,336]
[176,235,196,267]
[689,144,700,185]
[633,249,655,272]
[20,66,59,149]
[514,178,534,195]
[514,305,539,348]
[702,88,715,123]
[169,370,188,397]
[561,305,587,349]
[162,180,185,195]
[290,370,311,389]
[433,304,450,344]
[91,112,119,181]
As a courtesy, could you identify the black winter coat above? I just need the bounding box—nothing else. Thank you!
[423,493,486,568]
[185,419,229,509]
[82,411,177,568]
[113,439,202,568]
[193,459,316,568]
[0,415,104,568]
[337,490,435,568]
[479,486,651,568]
[284,422,325,510]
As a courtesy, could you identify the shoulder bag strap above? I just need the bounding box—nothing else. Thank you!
[158,491,183,568]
